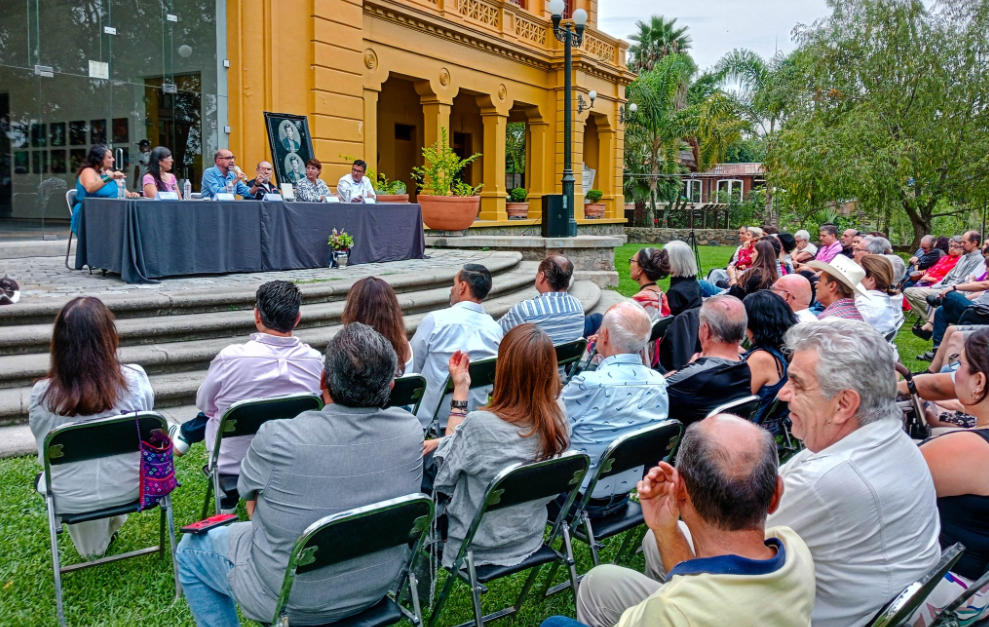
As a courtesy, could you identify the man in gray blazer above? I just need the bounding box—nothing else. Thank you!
[176,323,424,626]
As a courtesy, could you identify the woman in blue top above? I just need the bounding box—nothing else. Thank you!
[72,145,138,234]
[742,290,798,435]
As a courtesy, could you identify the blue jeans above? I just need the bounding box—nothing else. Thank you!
[177,526,240,627]
[932,291,973,348]
[698,279,722,296]
[541,618,589,627]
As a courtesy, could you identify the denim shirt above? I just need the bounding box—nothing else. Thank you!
[201,165,252,199]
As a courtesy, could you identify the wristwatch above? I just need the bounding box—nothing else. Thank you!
[450,399,469,410]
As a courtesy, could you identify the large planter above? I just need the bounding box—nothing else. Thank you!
[419,195,480,231]
[584,202,606,219]
[376,194,409,203]
[506,202,529,219]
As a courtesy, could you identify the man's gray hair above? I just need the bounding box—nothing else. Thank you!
[784,318,900,426]
[795,230,810,242]
[699,295,747,344]
[885,254,907,284]
[665,240,698,278]
[864,236,892,255]
[601,301,652,354]
[323,322,397,408]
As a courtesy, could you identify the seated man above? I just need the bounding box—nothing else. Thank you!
[177,323,425,626]
[665,295,751,427]
[246,161,278,199]
[201,149,263,199]
[771,319,940,626]
[772,274,818,323]
[559,301,668,518]
[806,255,867,321]
[552,414,815,627]
[499,254,584,344]
[906,231,983,319]
[410,264,503,428]
[169,281,322,490]
[902,235,943,289]
[336,159,376,203]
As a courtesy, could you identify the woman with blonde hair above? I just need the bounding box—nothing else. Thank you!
[857,254,904,337]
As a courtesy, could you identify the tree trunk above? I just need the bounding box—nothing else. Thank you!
[764,186,775,226]
[634,199,647,227]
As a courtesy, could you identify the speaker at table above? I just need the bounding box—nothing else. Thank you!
[541,194,568,238]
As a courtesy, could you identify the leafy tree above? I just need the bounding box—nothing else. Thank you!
[505,122,526,175]
[628,16,692,73]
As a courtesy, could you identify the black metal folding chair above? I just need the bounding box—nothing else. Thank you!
[931,564,989,626]
[428,451,591,627]
[387,375,427,415]
[866,543,965,627]
[426,356,498,437]
[266,493,433,627]
[555,338,587,382]
[705,394,762,421]
[37,411,181,626]
[649,315,675,342]
[203,393,323,517]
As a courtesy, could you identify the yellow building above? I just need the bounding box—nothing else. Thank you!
[227,0,634,223]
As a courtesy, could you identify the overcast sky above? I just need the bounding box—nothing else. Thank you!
[597,0,832,71]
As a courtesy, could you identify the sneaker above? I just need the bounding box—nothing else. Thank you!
[916,351,935,362]
[168,423,190,457]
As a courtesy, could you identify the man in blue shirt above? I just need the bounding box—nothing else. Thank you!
[201,149,261,199]
[498,255,584,344]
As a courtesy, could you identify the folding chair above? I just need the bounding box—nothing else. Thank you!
[387,374,427,415]
[706,394,762,421]
[931,565,989,626]
[266,494,434,627]
[428,451,591,627]
[64,189,76,270]
[37,412,181,627]
[203,394,323,518]
[649,315,675,342]
[867,543,965,627]
[554,338,587,382]
[426,356,498,437]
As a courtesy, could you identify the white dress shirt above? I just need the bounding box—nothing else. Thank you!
[856,290,904,336]
[767,418,941,627]
[409,301,503,429]
[795,308,819,324]
[336,173,376,203]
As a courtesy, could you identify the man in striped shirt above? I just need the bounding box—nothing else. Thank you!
[806,256,867,321]
[499,255,585,344]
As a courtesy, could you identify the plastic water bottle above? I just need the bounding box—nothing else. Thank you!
[225,178,234,195]
[116,178,125,199]
[183,179,192,200]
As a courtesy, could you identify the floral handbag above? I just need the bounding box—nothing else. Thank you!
[137,417,180,511]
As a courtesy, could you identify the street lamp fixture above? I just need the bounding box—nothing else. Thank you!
[619,102,637,124]
[549,0,587,237]
[577,90,596,114]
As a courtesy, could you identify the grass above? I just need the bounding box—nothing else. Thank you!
[0,244,926,626]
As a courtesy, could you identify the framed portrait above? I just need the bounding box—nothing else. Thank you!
[50,122,66,147]
[32,150,48,174]
[263,112,315,186]
[50,149,67,174]
[14,151,28,174]
[90,119,107,144]
[70,121,87,145]
[31,123,46,148]
[112,118,129,144]
[10,123,27,149]
[70,148,86,172]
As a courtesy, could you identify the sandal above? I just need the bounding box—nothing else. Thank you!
[911,320,933,341]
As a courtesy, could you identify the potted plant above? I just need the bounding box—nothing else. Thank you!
[411,127,482,232]
[374,174,409,203]
[585,189,606,219]
[507,187,529,219]
[327,228,354,268]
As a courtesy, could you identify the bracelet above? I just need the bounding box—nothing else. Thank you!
[450,399,468,410]
[101,174,112,183]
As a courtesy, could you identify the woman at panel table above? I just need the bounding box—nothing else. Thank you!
[72,145,139,234]
[141,146,179,199]
[294,158,333,202]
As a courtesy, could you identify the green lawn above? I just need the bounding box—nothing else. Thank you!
[0,244,927,626]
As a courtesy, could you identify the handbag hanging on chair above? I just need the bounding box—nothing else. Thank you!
[136,416,180,511]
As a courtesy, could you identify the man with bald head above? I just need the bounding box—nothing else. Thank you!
[498,254,584,343]
[545,415,815,627]
[772,274,817,323]
[246,161,277,199]
[664,295,752,427]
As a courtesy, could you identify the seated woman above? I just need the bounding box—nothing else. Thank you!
[72,145,139,233]
[742,290,798,434]
[427,323,570,569]
[29,297,154,559]
[727,239,779,300]
[730,226,762,271]
[141,146,179,199]
[911,328,989,626]
[856,254,904,337]
[629,247,671,320]
[294,158,333,202]
[661,240,702,316]
[341,276,413,376]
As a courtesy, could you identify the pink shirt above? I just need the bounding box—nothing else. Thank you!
[142,173,178,194]
[198,332,323,474]
[816,241,843,264]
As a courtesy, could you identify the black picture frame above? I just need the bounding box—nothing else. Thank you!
[263,112,315,187]
[90,119,107,144]
[70,148,86,172]
[31,123,46,148]
[14,151,28,174]
[32,150,48,174]
[50,122,66,147]
[69,121,87,145]
[50,149,67,174]
[112,117,129,144]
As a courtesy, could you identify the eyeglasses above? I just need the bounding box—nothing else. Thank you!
[219,155,235,160]
[628,258,638,265]
[772,287,792,300]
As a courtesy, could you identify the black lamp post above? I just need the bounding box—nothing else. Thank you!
[549,0,587,237]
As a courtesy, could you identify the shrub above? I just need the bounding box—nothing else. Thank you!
[509,187,528,202]
[586,189,604,203]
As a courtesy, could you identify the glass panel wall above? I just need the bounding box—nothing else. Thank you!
[0,0,221,238]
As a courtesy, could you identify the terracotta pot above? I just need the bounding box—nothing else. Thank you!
[418,195,480,231]
[506,201,529,219]
[376,194,409,203]
[584,202,606,219]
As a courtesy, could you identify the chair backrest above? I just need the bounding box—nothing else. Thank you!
[868,543,965,627]
[387,375,427,415]
[554,339,588,370]
[706,394,762,421]
[441,356,498,395]
[649,316,675,342]
[44,411,167,469]
[65,189,77,217]
[217,393,323,440]
[581,420,683,504]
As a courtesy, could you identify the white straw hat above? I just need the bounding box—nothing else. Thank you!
[806,255,870,298]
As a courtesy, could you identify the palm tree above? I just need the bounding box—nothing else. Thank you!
[628,16,692,73]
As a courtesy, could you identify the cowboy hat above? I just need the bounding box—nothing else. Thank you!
[806,255,870,298]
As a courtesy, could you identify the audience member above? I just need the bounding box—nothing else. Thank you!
[665,295,752,427]
[410,264,503,428]
[730,226,763,271]
[927,245,989,360]
[778,232,797,269]
[201,149,260,199]
[499,255,583,343]
[742,291,797,433]
[886,253,907,286]
[294,158,332,202]
[341,277,413,375]
[627,247,671,320]
[132,138,152,190]
[904,235,943,288]
[772,274,818,324]
[908,236,962,290]
[336,159,376,203]
[906,231,983,319]
[29,297,154,559]
[856,254,904,336]
[141,146,178,199]
[840,228,859,257]
[430,324,570,568]
[246,161,277,199]
[812,224,842,264]
[72,145,137,233]
[169,281,322,489]
[806,255,867,321]
[727,239,778,299]
[560,302,669,519]
[770,319,940,627]
[792,229,818,264]
[662,240,703,315]
[561,415,815,627]
[761,234,788,276]
[177,323,424,626]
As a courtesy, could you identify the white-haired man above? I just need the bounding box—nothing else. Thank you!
[771,319,940,626]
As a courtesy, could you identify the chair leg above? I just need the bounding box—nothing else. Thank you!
[47,497,67,627]
[159,507,166,558]
[213,472,223,516]
[583,513,602,567]
[201,475,214,520]
[408,571,423,625]
[512,563,543,612]
[64,232,74,270]
[562,524,581,597]
[163,496,183,602]
[466,551,485,627]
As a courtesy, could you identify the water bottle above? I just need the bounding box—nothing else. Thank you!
[183,179,192,201]
[116,178,125,199]
[225,178,234,195]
